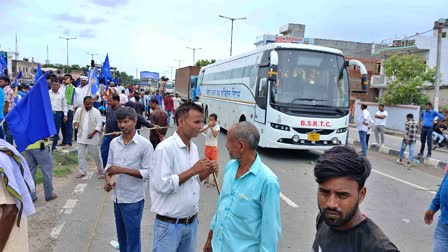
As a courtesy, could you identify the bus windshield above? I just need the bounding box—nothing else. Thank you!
[271,50,349,108]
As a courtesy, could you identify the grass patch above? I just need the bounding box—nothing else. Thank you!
[34,152,78,184]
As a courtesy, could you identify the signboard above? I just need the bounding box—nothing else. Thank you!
[272,36,315,45]
[140,71,160,80]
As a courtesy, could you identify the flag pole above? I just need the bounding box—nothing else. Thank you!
[212,172,220,195]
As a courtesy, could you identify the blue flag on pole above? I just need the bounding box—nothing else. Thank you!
[5,73,56,152]
[100,54,112,82]
[89,67,99,95]
[34,64,42,84]
[0,52,7,76]
[12,71,23,88]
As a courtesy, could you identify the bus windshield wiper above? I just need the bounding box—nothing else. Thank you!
[288,98,327,105]
[313,104,346,114]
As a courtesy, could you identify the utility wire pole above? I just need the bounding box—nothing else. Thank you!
[186,47,202,66]
[174,59,184,69]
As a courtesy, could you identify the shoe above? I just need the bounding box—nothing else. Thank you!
[32,197,38,203]
[45,193,58,202]
[75,173,86,178]
[405,161,411,167]
[417,153,423,157]
[426,154,431,158]
[396,159,403,165]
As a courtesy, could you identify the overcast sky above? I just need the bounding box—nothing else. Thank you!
[1,0,446,79]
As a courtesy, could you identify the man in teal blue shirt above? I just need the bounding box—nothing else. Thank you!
[203,122,281,252]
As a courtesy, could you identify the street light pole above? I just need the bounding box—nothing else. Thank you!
[186,47,202,66]
[219,15,246,56]
[59,36,77,73]
[434,18,446,112]
[86,52,99,61]
[174,59,184,69]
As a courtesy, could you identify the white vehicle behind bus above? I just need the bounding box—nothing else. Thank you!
[198,43,367,150]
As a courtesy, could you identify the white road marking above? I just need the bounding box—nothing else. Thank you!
[371,169,436,195]
[73,184,87,195]
[60,199,78,215]
[315,150,436,195]
[280,192,299,208]
[50,222,65,239]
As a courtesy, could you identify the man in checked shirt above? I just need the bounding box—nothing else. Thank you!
[397,113,418,167]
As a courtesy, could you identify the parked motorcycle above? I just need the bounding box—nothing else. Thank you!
[432,135,448,150]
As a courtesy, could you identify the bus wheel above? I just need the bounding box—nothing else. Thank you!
[239,115,246,122]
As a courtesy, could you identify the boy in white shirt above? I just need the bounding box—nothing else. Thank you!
[200,113,220,186]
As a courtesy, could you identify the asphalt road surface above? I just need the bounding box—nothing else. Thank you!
[29,128,445,252]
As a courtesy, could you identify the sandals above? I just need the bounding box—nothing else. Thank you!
[45,193,58,202]
[75,173,86,178]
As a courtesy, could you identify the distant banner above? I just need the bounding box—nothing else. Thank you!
[274,36,315,45]
[140,71,159,80]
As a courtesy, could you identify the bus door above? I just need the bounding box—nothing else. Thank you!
[255,67,269,124]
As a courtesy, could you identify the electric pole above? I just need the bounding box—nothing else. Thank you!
[219,15,247,56]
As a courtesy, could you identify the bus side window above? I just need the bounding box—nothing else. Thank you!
[258,78,268,98]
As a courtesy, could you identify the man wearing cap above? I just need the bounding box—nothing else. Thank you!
[59,74,76,148]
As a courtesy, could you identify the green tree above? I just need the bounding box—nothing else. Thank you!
[381,54,435,106]
[195,59,216,67]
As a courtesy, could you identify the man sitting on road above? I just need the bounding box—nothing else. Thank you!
[312,145,399,251]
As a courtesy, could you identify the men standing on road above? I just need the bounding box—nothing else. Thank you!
[24,139,57,202]
[0,139,36,252]
[374,104,388,146]
[357,104,370,157]
[418,102,445,158]
[425,169,448,251]
[199,113,220,186]
[397,113,418,167]
[154,90,163,109]
[312,145,399,252]
[150,102,218,252]
[73,96,104,179]
[49,78,68,151]
[164,93,174,126]
[59,74,76,148]
[101,94,122,173]
[203,122,281,252]
[149,98,167,149]
[104,107,153,252]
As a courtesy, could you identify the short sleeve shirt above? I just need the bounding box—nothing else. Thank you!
[0,178,29,252]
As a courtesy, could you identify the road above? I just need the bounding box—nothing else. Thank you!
[28,128,445,252]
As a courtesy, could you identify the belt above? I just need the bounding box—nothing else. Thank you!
[422,126,432,128]
[156,214,197,224]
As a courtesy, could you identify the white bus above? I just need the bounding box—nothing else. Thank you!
[198,43,367,150]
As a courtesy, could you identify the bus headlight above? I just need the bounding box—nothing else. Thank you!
[292,135,300,143]
[336,127,348,133]
[331,137,339,145]
[270,123,290,131]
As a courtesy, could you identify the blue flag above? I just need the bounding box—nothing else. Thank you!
[0,52,7,76]
[12,70,23,88]
[89,67,99,95]
[34,64,42,84]
[5,73,56,152]
[100,54,112,82]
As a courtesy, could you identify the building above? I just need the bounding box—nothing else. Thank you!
[370,18,448,106]
[11,58,39,80]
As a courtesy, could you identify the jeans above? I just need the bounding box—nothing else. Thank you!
[374,125,385,145]
[358,130,367,157]
[61,110,73,146]
[399,140,415,162]
[152,217,198,252]
[3,120,13,145]
[165,111,172,126]
[433,132,445,144]
[52,111,63,150]
[78,143,103,175]
[101,135,114,169]
[420,126,433,156]
[433,220,448,252]
[24,146,54,200]
[114,200,144,252]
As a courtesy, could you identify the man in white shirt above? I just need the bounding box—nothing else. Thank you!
[150,102,218,252]
[357,104,370,157]
[74,76,89,109]
[373,104,388,146]
[49,79,68,151]
[199,113,220,186]
[104,106,153,252]
[73,96,103,179]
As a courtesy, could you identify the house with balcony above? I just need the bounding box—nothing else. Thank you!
[370,19,448,106]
